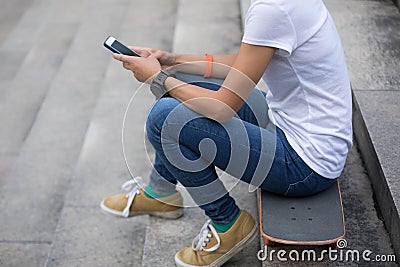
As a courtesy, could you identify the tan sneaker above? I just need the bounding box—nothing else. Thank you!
[100,178,183,219]
[175,210,257,267]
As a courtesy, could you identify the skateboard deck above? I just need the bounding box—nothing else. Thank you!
[259,180,345,246]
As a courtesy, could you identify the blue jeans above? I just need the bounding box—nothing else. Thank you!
[146,74,336,224]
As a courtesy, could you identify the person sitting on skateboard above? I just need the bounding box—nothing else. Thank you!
[101,0,352,266]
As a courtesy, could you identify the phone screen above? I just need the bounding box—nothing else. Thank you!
[111,40,140,57]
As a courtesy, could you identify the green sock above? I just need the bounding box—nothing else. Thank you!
[144,184,176,199]
[212,210,242,233]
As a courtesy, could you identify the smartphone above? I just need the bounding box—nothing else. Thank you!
[103,36,141,57]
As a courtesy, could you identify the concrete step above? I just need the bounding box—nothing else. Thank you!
[0,0,87,188]
[172,0,241,54]
[0,0,54,84]
[0,0,35,44]
[0,0,137,265]
[44,1,180,266]
[140,1,261,266]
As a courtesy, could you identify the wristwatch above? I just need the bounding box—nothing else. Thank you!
[150,69,176,99]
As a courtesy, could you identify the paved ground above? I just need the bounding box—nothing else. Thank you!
[0,0,398,266]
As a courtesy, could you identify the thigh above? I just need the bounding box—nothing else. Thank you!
[283,172,337,197]
[262,127,337,196]
[236,89,269,128]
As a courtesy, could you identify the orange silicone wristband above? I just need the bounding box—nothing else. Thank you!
[204,53,213,78]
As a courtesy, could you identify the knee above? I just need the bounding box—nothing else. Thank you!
[146,97,180,143]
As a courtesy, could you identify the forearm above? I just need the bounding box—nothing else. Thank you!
[159,44,275,122]
[174,53,237,66]
[172,53,237,79]
[165,77,238,122]
[164,63,255,122]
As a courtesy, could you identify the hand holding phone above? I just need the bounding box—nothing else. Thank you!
[103,36,140,57]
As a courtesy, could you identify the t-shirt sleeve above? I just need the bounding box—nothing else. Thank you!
[242,1,297,57]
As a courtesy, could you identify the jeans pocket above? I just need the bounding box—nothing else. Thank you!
[284,172,336,197]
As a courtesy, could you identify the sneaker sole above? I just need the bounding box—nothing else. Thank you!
[174,222,258,267]
[100,200,184,219]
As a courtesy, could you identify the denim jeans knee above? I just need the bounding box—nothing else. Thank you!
[146,97,181,145]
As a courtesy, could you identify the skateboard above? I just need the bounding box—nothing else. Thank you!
[259,180,345,246]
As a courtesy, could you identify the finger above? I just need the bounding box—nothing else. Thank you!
[112,53,123,61]
[122,61,131,70]
[127,46,149,57]
[112,53,131,62]
[140,50,151,57]
[128,46,151,53]
[129,46,164,58]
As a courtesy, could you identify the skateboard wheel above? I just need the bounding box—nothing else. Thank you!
[263,237,276,246]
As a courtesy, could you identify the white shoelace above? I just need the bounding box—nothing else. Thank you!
[121,177,144,218]
[192,219,221,252]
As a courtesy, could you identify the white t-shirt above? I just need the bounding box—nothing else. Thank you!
[242,0,353,178]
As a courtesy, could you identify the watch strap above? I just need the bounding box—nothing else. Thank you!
[150,69,176,99]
